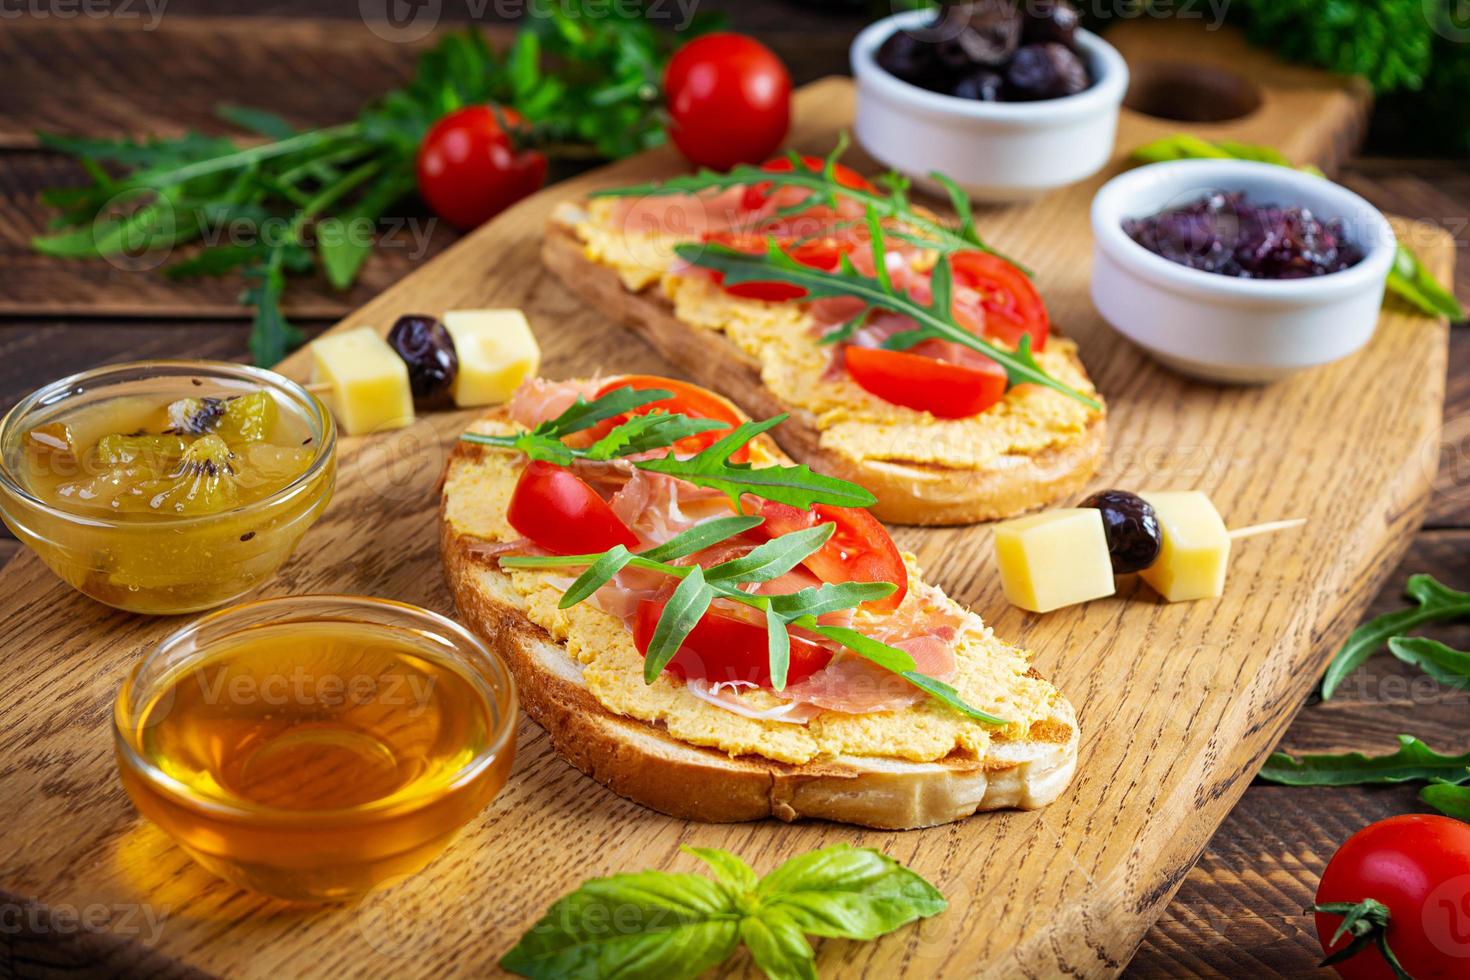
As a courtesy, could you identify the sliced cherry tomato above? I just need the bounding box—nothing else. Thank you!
[752,499,907,613]
[633,599,832,687]
[590,375,749,462]
[699,231,854,302]
[844,345,1007,419]
[950,251,1049,351]
[664,34,791,171]
[740,155,876,212]
[506,460,638,555]
[1315,814,1470,979]
[415,105,547,230]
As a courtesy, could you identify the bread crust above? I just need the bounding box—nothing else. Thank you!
[440,418,1081,829]
[542,215,1105,526]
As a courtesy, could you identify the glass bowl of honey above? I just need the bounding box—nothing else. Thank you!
[0,360,336,614]
[113,594,518,903]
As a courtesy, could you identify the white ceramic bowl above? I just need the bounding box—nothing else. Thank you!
[851,9,1128,202]
[1090,160,1397,383]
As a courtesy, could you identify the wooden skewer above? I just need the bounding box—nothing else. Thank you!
[304,381,332,395]
[1227,517,1307,541]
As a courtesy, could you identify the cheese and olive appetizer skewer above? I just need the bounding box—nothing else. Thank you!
[994,490,1305,613]
[306,310,541,435]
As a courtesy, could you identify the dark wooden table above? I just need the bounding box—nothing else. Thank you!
[1,8,1466,977]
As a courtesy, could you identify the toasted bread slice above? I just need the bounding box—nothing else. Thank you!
[543,201,1106,526]
[440,404,1080,829]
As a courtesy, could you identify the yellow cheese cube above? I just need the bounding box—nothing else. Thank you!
[1137,491,1231,602]
[309,327,413,436]
[443,309,541,408]
[994,509,1116,613]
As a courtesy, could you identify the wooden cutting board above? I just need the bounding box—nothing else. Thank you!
[0,39,1454,980]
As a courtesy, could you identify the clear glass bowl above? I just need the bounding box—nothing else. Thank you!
[113,595,518,903]
[0,360,336,614]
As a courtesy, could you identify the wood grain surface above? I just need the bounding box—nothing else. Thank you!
[1,14,1466,979]
[0,47,1457,977]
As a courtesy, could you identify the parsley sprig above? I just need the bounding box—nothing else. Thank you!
[677,233,1101,410]
[460,386,878,510]
[502,516,1005,722]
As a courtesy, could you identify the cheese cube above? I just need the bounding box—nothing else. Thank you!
[309,327,413,436]
[443,309,541,408]
[1137,491,1231,602]
[994,509,1116,613]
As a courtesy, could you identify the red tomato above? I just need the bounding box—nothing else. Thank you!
[699,231,853,302]
[752,499,908,613]
[664,33,791,170]
[1315,814,1470,979]
[506,460,638,555]
[844,345,1008,419]
[740,154,876,212]
[591,375,749,462]
[416,105,547,230]
[633,599,832,687]
[950,251,1050,351]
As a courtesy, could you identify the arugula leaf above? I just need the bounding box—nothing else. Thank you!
[216,104,297,140]
[1321,575,1470,698]
[641,565,713,683]
[639,516,764,562]
[1259,735,1470,787]
[1387,636,1470,690]
[756,844,947,940]
[766,607,793,692]
[583,413,724,461]
[558,546,635,609]
[704,524,833,583]
[499,870,741,980]
[677,240,1101,410]
[536,386,671,439]
[502,844,946,980]
[1422,780,1470,820]
[765,582,897,619]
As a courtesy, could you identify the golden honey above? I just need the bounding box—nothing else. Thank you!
[0,361,335,613]
[115,597,516,903]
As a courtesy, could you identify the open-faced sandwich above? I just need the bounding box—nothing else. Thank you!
[441,375,1078,829]
[543,143,1105,525]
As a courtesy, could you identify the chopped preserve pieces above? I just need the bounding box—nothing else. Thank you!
[467,376,1005,724]
[1136,491,1231,602]
[875,0,1092,103]
[308,309,544,435]
[443,309,541,408]
[1122,192,1364,280]
[994,509,1116,613]
[20,386,314,519]
[994,489,1266,612]
[309,327,414,437]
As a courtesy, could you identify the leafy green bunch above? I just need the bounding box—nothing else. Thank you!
[1259,574,1470,820]
[501,844,946,980]
[597,141,1100,411]
[466,386,1006,721]
[34,6,711,365]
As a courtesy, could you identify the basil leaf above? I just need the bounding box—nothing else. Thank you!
[756,844,947,941]
[642,566,712,683]
[1422,780,1470,820]
[559,546,634,609]
[739,911,817,980]
[1259,735,1470,786]
[681,845,758,892]
[705,523,833,583]
[499,871,741,980]
[1321,574,1470,699]
[766,607,792,692]
[639,516,764,563]
[1388,636,1470,690]
[1388,244,1464,320]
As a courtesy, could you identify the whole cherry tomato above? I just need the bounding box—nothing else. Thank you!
[1315,813,1470,979]
[664,33,791,170]
[416,105,547,230]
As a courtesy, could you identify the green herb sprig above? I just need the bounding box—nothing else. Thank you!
[676,236,1100,410]
[460,386,879,511]
[1261,735,1470,787]
[1320,574,1470,699]
[1129,135,1464,321]
[501,843,946,980]
[502,517,1005,722]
